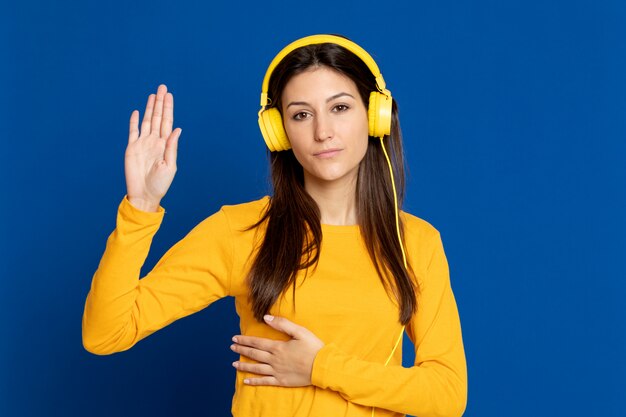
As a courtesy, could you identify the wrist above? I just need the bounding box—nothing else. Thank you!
[127,196,161,212]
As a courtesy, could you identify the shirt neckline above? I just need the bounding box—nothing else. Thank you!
[321,223,360,234]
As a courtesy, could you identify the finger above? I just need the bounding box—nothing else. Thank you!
[232,335,278,352]
[233,361,274,376]
[129,110,139,143]
[243,376,280,386]
[231,344,272,364]
[264,315,304,339]
[163,128,181,168]
[151,84,167,136]
[140,94,155,136]
[161,92,174,139]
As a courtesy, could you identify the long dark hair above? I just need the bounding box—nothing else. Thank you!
[247,41,418,325]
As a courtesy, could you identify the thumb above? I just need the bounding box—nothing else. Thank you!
[264,315,303,339]
[164,128,182,168]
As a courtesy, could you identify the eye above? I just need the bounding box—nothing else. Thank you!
[292,111,310,121]
[333,104,350,112]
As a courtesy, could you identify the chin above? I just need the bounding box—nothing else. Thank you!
[307,167,359,184]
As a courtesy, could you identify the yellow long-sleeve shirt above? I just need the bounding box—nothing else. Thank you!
[82,195,467,417]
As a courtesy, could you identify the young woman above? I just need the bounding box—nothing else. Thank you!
[82,34,467,417]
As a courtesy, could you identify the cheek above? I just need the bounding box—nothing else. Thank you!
[285,129,306,158]
[283,120,306,149]
[290,147,309,169]
[354,122,370,159]
[284,130,310,168]
[355,138,369,165]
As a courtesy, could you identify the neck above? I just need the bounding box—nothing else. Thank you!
[304,172,358,226]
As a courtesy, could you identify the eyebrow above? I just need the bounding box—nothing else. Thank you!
[286,92,355,109]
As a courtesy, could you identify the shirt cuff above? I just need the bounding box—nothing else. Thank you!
[119,194,166,223]
[311,342,341,389]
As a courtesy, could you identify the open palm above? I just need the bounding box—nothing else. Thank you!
[125,84,182,212]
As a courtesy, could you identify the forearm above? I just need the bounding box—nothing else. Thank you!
[82,196,164,355]
[312,343,467,417]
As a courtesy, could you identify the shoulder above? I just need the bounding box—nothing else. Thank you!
[400,210,441,243]
[400,210,446,277]
[218,195,270,230]
[188,196,269,233]
[179,196,269,252]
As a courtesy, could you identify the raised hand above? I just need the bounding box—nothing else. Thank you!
[125,84,182,212]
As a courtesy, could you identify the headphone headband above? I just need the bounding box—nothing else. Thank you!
[260,34,388,107]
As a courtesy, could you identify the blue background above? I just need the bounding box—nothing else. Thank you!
[2,0,625,416]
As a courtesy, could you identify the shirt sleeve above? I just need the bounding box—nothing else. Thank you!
[310,231,467,417]
[82,195,234,355]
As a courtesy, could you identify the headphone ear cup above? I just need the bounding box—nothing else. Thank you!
[368,91,393,138]
[258,107,291,151]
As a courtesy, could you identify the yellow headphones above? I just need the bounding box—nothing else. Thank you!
[258,34,394,151]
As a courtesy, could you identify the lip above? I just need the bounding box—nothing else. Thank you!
[314,148,343,158]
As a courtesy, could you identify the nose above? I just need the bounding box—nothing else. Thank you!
[314,113,333,141]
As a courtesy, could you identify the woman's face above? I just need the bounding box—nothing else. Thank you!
[281,66,369,189]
